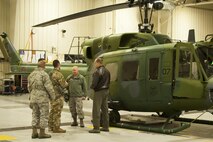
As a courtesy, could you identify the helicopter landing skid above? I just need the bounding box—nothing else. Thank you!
[110,114,191,134]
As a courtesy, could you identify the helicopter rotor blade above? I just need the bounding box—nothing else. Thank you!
[33,1,139,27]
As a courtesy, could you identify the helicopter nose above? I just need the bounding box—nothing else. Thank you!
[206,78,213,103]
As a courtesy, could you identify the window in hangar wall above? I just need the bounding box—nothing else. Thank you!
[19,50,46,63]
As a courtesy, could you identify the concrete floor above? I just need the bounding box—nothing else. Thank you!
[0,94,212,142]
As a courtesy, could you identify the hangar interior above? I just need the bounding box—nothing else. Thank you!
[0,0,213,141]
[1,0,213,62]
[0,0,212,89]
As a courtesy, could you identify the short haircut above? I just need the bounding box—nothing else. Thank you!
[53,59,60,68]
[37,58,46,67]
[95,57,103,64]
[38,58,45,62]
[72,66,78,70]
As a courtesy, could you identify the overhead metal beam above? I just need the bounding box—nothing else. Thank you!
[184,1,213,11]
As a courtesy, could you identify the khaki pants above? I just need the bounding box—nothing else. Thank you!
[92,89,109,130]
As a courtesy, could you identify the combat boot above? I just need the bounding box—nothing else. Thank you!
[31,127,38,139]
[71,116,78,126]
[80,118,85,127]
[89,129,100,133]
[53,127,66,133]
[38,128,51,139]
[48,126,53,132]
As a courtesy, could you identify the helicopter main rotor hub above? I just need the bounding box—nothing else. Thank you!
[129,0,164,33]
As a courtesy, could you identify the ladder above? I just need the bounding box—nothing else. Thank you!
[67,36,90,63]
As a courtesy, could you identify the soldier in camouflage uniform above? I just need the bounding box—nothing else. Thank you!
[48,59,68,133]
[28,58,55,139]
[66,66,87,127]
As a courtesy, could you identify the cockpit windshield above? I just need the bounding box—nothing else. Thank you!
[196,45,213,78]
[152,34,172,44]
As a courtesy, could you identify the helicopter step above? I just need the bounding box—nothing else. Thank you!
[175,117,213,125]
[121,114,173,124]
[207,109,213,115]
[110,115,190,134]
[108,111,190,134]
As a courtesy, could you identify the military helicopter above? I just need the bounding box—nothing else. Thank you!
[2,0,213,133]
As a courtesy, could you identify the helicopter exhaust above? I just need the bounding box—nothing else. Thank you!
[188,29,195,43]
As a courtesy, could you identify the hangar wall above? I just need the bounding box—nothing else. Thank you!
[0,0,117,63]
[0,0,10,34]
[1,0,213,61]
[0,0,10,58]
[92,0,114,37]
[172,6,213,41]
[1,0,95,62]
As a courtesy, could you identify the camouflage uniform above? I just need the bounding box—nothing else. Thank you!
[48,68,68,131]
[66,74,86,125]
[28,67,55,129]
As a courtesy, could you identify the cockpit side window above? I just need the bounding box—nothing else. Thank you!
[179,50,190,78]
[178,48,199,79]
[196,46,213,77]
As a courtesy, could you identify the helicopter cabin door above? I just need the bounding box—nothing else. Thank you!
[173,43,204,99]
[146,51,162,101]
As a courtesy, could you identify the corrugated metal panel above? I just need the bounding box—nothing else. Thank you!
[8,0,94,61]
[0,0,10,74]
[172,6,213,41]
[0,0,10,34]
[0,0,9,78]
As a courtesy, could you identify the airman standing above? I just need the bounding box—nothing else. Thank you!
[28,58,55,139]
[66,66,87,127]
[48,59,68,133]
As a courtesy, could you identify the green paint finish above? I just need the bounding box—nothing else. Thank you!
[173,78,203,98]
[1,32,213,116]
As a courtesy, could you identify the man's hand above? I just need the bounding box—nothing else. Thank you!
[29,102,33,109]
[64,93,69,102]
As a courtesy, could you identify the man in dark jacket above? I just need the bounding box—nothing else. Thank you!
[89,57,110,133]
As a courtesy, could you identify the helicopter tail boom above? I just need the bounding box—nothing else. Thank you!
[0,32,22,65]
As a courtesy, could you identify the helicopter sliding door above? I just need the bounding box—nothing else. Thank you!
[118,53,146,110]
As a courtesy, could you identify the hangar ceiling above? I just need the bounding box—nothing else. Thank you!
[172,0,213,11]
[184,0,213,10]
